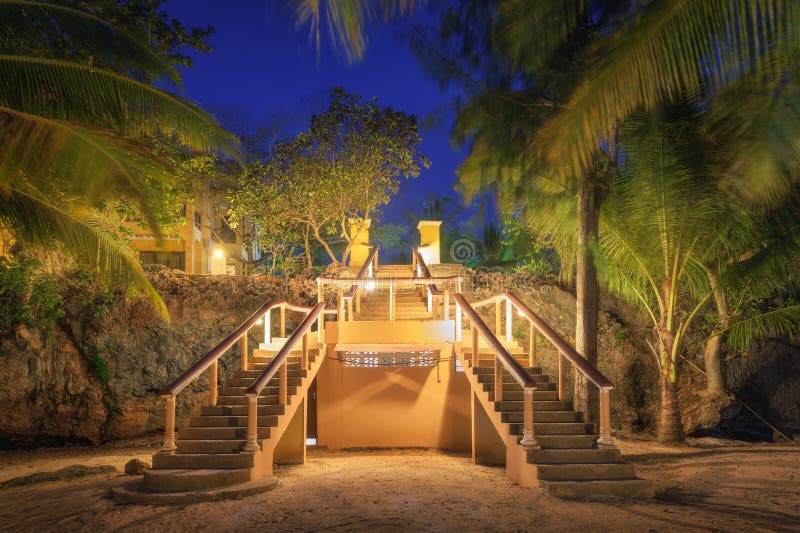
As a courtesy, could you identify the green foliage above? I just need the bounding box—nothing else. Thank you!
[370,223,409,251]
[0,1,237,321]
[0,257,64,337]
[89,348,110,388]
[229,88,428,266]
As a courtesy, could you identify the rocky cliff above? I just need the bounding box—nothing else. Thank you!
[0,268,796,447]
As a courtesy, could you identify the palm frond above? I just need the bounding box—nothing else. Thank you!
[0,0,179,84]
[293,0,419,62]
[705,79,800,207]
[534,0,800,177]
[723,305,800,350]
[494,0,587,73]
[0,55,238,155]
[0,186,168,320]
[0,107,168,232]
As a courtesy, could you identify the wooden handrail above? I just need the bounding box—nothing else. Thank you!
[411,247,443,296]
[505,291,613,390]
[343,245,379,299]
[161,300,315,396]
[454,294,536,390]
[245,302,327,396]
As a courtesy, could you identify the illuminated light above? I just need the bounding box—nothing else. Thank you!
[364,280,376,291]
[213,248,224,258]
[518,309,525,317]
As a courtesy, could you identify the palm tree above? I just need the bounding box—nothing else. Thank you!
[597,112,800,443]
[0,1,236,318]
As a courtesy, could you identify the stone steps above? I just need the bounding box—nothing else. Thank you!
[539,479,655,499]
[144,468,251,492]
[178,426,271,440]
[189,415,279,427]
[472,362,654,499]
[153,453,255,470]
[176,438,253,454]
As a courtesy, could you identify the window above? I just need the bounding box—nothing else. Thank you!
[139,251,186,271]
[194,212,202,229]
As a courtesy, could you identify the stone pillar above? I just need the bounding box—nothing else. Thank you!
[348,219,372,267]
[417,220,442,264]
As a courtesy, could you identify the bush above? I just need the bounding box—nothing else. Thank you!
[0,257,64,338]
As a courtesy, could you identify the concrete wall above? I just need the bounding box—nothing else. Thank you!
[315,356,471,451]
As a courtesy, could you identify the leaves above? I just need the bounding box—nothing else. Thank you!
[0,186,168,320]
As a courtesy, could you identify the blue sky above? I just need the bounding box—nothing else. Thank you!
[164,1,475,228]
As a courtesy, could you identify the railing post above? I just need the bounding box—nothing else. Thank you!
[264,309,271,346]
[505,298,512,342]
[529,325,537,368]
[337,287,344,321]
[241,331,249,371]
[302,331,309,370]
[519,388,539,449]
[279,360,288,405]
[455,302,462,341]
[243,394,259,452]
[161,395,177,453]
[444,289,450,320]
[279,304,286,338]
[355,289,361,314]
[472,326,480,368]
[598,389,615,447]
[389,282,395,321]
[495,299,502,338]
[494,357,503,402]
[317,312,324,344]
[209,360,218,406]
[427,287,433,313]
[558,353,567,401]
[347,297,353,322]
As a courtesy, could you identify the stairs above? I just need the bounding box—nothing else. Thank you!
[461,332,654,499]
[355,287,433,320]
[114,342,323,503]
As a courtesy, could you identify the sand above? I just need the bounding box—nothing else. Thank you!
[0,437,798,532]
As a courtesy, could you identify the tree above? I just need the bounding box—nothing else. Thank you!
[230,88,428,267]
[0,1,236,318]
[596,111,800,443]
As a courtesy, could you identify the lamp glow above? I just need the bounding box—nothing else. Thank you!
[213,248,224,258]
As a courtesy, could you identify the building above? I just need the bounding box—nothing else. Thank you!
[126,189,254,275]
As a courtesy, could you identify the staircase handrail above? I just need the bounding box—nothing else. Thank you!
[454,294,536,390]
[411,246,443,296]
[240,302,327,452]
[343,245,379,299]
[505,291,613,390]
[245,302,327,397]
[161,299,320,397]
[457,290,615,447]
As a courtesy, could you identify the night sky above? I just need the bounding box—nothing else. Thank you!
[164,1,473,228]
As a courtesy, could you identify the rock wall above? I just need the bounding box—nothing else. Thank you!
[0,271,317,447]
[0,268,797,447]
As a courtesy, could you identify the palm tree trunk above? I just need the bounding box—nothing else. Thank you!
[574,178,601,424]
[704,272,728,395]
[703,333,725,395]
[658,373,685,443]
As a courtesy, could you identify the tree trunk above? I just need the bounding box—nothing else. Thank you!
[658,373,685,443]
[574,179,601,424]
[704,272,728,395]
[703,333,725,395]
[303,228,313,270]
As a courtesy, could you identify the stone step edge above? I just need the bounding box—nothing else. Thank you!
[111,476,279,505]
